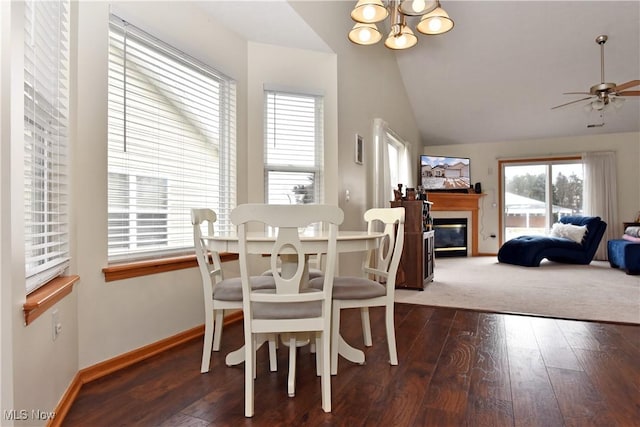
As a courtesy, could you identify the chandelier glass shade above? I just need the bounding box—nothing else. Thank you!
[349,0,454,49]
[351,0,389,23]
[385,23,418,50]
[416,6,454,35]
[349,23,383,45]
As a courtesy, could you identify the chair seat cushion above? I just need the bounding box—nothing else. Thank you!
[251,288,323,319]
[308,268,324,280]
[213,276,275,301]
[262,268,324,280]
[309,276,386,300]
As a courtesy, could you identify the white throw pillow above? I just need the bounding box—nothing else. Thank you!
[549,223,588,244]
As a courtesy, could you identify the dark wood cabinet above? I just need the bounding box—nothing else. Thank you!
[391,200,434,290]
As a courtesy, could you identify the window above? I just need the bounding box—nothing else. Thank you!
[386,132,410,201]
[500,157,583,242]
[264,90,323,205]
[24,0,70,293]
[108,15,236,262]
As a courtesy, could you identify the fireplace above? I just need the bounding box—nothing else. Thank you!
[433,218,468,257]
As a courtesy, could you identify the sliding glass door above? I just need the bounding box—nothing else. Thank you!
[501,158,583,242]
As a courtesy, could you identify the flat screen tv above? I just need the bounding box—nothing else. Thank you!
[420,155,471,191]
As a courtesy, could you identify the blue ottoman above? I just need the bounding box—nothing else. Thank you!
[607,239,640,275]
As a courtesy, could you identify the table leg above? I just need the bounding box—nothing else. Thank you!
[225,346,245,366]
[337,334,365,365]
[225,334,275,367]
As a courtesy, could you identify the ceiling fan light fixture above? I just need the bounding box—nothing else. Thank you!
[611,96,626,109]
[349,23,383,45]
[553,35,638,119]
[592,99,605,110]
[416,4,454,35]
[351,0,389,23]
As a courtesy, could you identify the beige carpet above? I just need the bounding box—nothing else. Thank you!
[395,256,640,324]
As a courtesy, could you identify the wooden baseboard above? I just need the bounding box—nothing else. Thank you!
[48,373,83,427]
[48,312,243,427]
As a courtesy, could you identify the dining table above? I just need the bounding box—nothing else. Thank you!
[202,229,385,368]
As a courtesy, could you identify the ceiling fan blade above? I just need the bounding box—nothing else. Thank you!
[617,90,640,96]
[614,80,640,91]
[551,96,594,110]
[563,92,591,95]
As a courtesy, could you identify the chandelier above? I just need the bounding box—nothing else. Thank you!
[348,0,454,50]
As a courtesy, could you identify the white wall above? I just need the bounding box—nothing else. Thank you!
[423,132,640,253]
[0,0,12,422]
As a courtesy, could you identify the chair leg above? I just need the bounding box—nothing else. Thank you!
[244,332,255,417]
[315,333,321,377]
[287,336,297,397]
[320,330,332,412]
[360,307,372,347]
[212,309,224,351]
[331,304,341,375]
[252,336,256,379]
[385,303,398,366]
[200,312,214,373]
[268,334,278,372]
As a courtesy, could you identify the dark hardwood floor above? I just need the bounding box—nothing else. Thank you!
[63,304,640,426]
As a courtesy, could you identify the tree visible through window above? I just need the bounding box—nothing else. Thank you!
[502,159,583,241]
[264,91,323,205]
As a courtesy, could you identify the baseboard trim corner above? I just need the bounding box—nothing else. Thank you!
[48,311,243,427]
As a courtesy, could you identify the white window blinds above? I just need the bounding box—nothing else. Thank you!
[108,15,236,262]
[24,0,70,293]
[264,90,323,205]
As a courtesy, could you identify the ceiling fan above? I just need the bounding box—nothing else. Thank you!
[551,35,639,112]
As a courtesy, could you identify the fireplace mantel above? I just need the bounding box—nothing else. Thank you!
[426,192,484,256]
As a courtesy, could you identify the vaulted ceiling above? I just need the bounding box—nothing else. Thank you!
[200,1,640,146]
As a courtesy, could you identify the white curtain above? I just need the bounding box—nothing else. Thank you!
[372,118,391,209]
[372,118,412,209]
[583,151,618,260]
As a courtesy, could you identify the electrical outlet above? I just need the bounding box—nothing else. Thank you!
[52,309,62,341]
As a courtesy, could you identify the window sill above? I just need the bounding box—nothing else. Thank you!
[24,275,80,326]
[102,253,239,282]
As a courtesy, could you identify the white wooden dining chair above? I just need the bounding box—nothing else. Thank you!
[191,208,277,373]
[231,203,343,417]
[311,207,405,375]
[262,253,325,280]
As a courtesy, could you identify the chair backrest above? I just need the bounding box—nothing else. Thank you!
[363,207,405,289]
[231,204,344,322]
[191,208,223,304]
[559,215,607,261]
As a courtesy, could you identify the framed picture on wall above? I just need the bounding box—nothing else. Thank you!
[355,134,363,165]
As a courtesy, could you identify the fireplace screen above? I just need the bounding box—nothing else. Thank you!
[433,218,468,257]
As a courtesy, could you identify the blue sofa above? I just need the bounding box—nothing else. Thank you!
[497,216,607,267]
